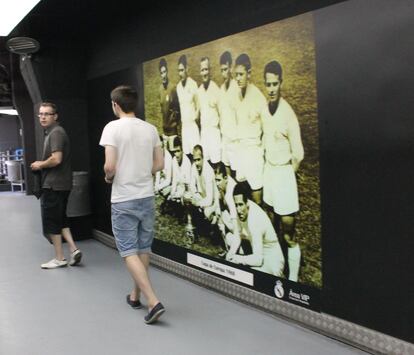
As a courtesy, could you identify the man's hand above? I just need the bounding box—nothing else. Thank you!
[104,175,114,184]
[226,254,238,263]
[30,161,43,171]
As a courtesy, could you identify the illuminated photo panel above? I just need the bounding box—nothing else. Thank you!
[143,12,321,291]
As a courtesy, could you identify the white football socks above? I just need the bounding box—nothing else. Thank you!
[288,244,301,282]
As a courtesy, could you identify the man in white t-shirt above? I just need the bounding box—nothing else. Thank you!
[99,85,165,324]
[184,144,215,244]
[197,56,221,165]
[169,136,192,202]
[233,53,267,205]
[168,136,192,222]
[176,54,200,157]
[226,183,285,277]
[261,60,304,282]
[218,51,239,177]
[210,162,240,257]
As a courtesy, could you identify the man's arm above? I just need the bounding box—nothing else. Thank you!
[30,151,62,170]
[104,145,117,183]
[288,110,304,172]
[229,215,264,267]
[230,232,264,267]
[169,160,178,197]
[198,171,214,208]
[152,146,164,175]
[156,153,172,190]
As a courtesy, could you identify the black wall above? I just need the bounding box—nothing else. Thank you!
[28,40,90,172]
[85,0,414,343]
[86,0,346,79]
[315,0,414,341]
[87,66,141,235]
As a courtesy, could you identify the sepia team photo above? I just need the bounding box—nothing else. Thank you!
[144,15,321,287]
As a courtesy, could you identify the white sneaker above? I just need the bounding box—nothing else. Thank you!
[41,258,68,269]
[69,249,82,266]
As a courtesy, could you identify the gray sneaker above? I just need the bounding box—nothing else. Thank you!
[69,249,82,266]
[41,258,68,269]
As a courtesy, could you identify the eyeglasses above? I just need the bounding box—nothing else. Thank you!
[38,112,56,117]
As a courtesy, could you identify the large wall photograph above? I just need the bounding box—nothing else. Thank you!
[143,12,321,306]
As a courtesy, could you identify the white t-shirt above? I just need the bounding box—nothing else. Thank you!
[176,77,198,124]
[198,80,220,128]
[261,97,304,166]
[235,83,266,143]
[99,117,161,203]
[189,160,215,208]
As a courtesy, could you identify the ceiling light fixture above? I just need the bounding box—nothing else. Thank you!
[0,108,18,116]
[0,0,42,36]
[6,37,40,55]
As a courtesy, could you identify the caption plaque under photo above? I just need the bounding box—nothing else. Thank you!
[143,12,321,311]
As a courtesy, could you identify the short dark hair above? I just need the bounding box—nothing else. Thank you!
[233,182,249,202]
[264,60,283,81]
[235,53,251,71]
[172,136,182,149]
[214,161,227,178]
[192,144,203,156]
[40,102,58,114]
[220,51,232,66]
[178,54,187,68]
[110,85,138,113]
[200,56,209,65]
[159,58,167,71]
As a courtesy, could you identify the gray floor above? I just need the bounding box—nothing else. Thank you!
[0,192,369,355]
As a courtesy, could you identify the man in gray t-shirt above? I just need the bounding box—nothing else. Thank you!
[41,123,72,190]
[30,102,83,269]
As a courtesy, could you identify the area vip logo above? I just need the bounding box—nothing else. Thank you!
[274,280,284,299]
[288,289,311,305]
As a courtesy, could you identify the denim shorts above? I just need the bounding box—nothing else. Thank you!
[111,196,155,257]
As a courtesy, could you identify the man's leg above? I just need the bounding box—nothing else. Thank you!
[130,253,150,302]
[281,214,301,282]
[124,254,159,311]
[183,194,196,245]
[40,190,70,268]
[62,227,83,266]
[61,227,78,253]
[40,233,68,268]
[50,234,65,260]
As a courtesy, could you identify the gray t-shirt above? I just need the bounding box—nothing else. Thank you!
[42,123,72,191]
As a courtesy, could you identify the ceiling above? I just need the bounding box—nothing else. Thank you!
[3,0,155,41]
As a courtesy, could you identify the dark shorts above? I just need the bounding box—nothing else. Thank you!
[41,189,70,235]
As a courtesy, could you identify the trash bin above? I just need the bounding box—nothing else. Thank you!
[66,171,91,217]
[5,160,22,182]
[66,171,92,241]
